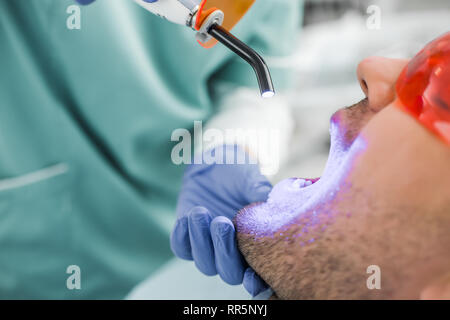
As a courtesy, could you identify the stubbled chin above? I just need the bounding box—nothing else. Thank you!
[236,122,368,239]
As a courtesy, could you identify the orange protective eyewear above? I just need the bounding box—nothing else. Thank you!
[395,32,450,145]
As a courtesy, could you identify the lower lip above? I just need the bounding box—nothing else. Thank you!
[237,177,322,238]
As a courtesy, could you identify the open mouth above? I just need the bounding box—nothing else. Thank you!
[236,107,367,238]
[237,176,325,238]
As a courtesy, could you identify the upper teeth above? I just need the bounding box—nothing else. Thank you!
[292,178,313,189]
[292,179,305,188]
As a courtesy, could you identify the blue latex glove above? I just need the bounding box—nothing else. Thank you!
[171,145,271,296]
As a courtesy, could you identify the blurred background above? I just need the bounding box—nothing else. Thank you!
[273,0,450,183]
[129,0,450,299]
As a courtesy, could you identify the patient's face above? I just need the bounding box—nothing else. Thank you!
[236,56,450,299]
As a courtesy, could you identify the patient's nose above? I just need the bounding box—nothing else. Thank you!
[357,57,409,110]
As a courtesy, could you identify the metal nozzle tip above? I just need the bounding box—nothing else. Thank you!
[262,91,275,99]
[208,24,275,99]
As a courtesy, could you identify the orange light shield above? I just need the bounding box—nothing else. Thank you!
[395,32,450,144]
[195,0,255,48]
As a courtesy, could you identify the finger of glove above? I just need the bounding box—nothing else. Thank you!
[210,216,246,285]
[188,207,217,276]
[170,216,193,261]
[243,267,270,297]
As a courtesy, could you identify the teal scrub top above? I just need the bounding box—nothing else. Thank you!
[0,0,302,299]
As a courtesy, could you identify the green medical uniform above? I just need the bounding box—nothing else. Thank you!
[0,0,301,299]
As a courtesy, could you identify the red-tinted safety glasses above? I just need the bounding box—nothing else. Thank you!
[395,32,450,145]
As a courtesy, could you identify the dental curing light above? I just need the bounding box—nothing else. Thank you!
[207,23,275,98]
[134,0,274,98]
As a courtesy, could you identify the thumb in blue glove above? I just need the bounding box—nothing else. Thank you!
[171,145,271,296]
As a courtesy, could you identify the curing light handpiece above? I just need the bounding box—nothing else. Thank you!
[208,23,275,98]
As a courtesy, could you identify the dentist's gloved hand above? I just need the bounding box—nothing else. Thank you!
[171,145,271,296]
